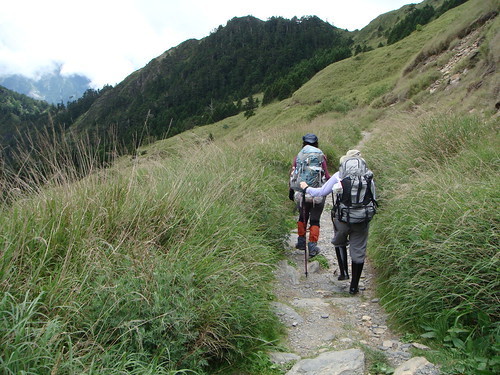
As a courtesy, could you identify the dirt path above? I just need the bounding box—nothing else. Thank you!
[271,136,425,371]
[271,194,420,370]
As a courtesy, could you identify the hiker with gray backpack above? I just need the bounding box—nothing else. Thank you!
[300,149,377,294]
[289,133,331,258]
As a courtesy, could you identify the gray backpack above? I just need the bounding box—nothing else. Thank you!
[333,157,377,223]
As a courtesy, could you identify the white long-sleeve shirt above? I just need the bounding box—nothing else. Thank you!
[305,171,341,197]
[306,170,377,200]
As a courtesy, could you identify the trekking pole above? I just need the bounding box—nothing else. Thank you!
[302,190,308,278]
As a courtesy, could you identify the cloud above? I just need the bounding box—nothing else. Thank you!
[0,0,421,88]
[0,0,185,87]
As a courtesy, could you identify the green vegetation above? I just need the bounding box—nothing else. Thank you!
[0,16,353,170]
[368,114,499,374]
[386,0,471,46]
[0,131,291,373]
[0,86,52,145]
[0,0,498,373]
[0,85,114,180]
[70,16,353,149]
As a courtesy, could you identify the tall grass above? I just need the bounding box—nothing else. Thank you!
[368,113,499,373]
[0,131,290,373]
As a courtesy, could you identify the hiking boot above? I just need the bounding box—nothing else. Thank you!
[335,246,349,280]
[295,236,306,251]
[349,262,364,295]
[308,242,320,258]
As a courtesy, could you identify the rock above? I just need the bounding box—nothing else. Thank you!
[400,343,412,351]
[308,260,320,274]
[268,352,301,365]
[450,73,461,85]
[412,342,431,351]
[278,260,288,268]
[339,337,353,343]
[271,302,304,327]
[315,289,333,297]
[387,350,412,364]
[324,333,336,341]
[372,327,386,335]
[286,264,300,285]
[383,340,395,348]
[394,357,440,375]
[286,349,364,375]
[291,298,329,309]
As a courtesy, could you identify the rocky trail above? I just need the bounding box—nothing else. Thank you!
[269,195,441,375]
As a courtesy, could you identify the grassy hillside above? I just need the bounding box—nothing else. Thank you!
[0,0,498,374]
[352,0,446,48]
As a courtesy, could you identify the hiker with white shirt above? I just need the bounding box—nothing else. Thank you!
[300,149,377,294]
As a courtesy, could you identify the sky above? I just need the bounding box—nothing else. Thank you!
[0,0,423,89]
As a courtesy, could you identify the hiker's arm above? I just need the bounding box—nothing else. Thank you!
[289,157,297,183]
[300,173,340,197]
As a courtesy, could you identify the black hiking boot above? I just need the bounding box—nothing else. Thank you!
[335,246,349,280]
[349,262,364,295]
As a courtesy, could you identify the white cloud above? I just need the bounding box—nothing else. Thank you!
[0,0,421,88]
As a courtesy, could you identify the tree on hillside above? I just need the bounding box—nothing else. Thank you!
[262,45,351,104]
[243,95,258,119]
[387,5,436,45]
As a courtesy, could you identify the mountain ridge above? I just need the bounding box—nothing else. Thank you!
[0,69,91,105]
[70,15,353,145]
[65,1,464,148]
[0,0,482,169]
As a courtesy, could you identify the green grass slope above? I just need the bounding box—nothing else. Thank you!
[0,0,498,373]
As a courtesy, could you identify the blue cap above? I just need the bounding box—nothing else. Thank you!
[302,133,318,144]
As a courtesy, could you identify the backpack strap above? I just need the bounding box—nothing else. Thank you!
[339,177,352,206]
[362,176,378,206]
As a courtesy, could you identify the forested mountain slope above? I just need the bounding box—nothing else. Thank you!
[0,0,476,164]
[72,16,353,146]
[0,86,52,149]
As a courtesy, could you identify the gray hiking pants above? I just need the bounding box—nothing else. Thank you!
[331,219,370,263]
